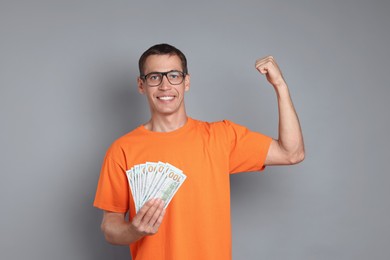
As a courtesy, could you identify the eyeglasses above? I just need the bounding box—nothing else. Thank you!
[141,70,186,87]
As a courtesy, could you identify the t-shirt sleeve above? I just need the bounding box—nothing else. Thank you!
[93,146,129,213]
[224,120,273,174]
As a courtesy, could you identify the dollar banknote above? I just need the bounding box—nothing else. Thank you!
[126,162,187,213]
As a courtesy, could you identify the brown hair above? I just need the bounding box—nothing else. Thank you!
[138,43,188,76]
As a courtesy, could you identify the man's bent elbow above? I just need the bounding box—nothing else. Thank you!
[288,149,305,165]
[101,222,118,245]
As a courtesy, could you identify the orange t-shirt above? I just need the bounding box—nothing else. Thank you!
[94,118,272,260]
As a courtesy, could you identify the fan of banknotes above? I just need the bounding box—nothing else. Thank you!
[126,162,187,213]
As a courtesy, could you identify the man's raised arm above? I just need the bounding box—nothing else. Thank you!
[256,56,305,165]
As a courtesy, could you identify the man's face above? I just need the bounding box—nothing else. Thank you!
[138,54,190,117]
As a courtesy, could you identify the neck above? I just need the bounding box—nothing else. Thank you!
[144,113,188,132]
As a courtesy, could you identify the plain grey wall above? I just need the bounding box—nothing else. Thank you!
[1,0,389,259]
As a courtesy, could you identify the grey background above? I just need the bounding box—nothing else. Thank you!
[1,0,389,259]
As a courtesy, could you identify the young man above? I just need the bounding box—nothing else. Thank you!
[94,43,304,259]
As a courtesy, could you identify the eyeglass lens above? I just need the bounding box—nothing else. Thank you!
[145,71,184,86]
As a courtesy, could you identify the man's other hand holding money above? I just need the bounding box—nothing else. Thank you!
[101,198,166,245]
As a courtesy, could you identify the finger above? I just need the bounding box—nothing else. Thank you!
[141,199,162,224]
[142,199,164,234]
[256,59,281,76]
[255,55,273,64]
[257,66,268,74]
[147,207,166,234]
[147,199,165,227]
[154,207,166,228]
[256,60,276,71]
[255,55,274,69]
[256,62,273,75]
[132,198,156,226]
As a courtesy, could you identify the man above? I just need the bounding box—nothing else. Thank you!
[94,43,304,259]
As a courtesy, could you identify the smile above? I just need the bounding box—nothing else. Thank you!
[157,96,175,101]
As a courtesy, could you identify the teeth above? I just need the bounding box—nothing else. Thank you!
[158,96,174,101]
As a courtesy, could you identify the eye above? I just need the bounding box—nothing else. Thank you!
[147,74,161,81]
[168,71,182,79]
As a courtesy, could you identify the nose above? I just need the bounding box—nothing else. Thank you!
[158,75,172,90]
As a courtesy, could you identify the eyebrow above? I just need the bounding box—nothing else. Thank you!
[143,70,182,76]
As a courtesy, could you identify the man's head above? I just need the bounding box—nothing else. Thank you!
[138,43,188,76]
[137,44,190,118]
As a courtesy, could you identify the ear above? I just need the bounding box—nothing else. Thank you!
[184,74,190,92]
[137,77,145,94]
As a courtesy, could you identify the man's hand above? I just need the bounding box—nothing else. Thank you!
[255,56,285,88]
[130,198,166,237]
[101,198,166,245]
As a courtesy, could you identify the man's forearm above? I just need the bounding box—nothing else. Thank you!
[101,215,143,245]
[274,81,305,164]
